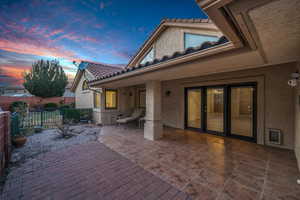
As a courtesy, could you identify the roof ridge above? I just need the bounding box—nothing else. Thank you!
[161,18,212,23]
[83,61,124,69]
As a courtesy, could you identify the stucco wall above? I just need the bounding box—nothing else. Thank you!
[75,75,103,124]
[75,76,94,109]
[155,27,222,60]
[162,62,296,150]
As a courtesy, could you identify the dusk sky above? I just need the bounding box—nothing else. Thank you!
[0,0,207,86]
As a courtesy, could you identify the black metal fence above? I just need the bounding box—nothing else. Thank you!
[17,110,63,129]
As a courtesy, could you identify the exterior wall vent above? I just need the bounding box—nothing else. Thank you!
[268,129,282,145]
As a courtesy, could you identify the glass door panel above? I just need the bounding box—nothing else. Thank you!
[230,87,254,137]
[187,89,202,129]
[206,88,224,132]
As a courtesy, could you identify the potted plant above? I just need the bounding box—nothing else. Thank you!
[10,101,28,148]
[12,131,27,148]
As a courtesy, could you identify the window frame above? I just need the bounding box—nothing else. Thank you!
[138,89,146,108]
[140,47,155,65]
[82,80,89,91]
[93,92,101,109]
[105,89,118,110]
[183,32,219,50]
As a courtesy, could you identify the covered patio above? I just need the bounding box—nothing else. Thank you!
[99,125,300,200]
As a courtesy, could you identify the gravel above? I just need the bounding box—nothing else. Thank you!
[10,124,102,164]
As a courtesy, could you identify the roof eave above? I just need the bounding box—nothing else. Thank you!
[195,0,243,49]
[89,41,236,86]
[70,70,83,92]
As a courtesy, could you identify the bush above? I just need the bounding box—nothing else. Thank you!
[59,104,71,110]
[61,108,80,123]
[61,108,93,123]
[10,101,28,113]
[78,109,93,122]
[44,103,58,111]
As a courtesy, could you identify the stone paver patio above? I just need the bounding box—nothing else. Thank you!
[99,125,300,200]
[1,142,190,200]
[1,124,300,200]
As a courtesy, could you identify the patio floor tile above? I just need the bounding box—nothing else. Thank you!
[1,142,189,200]
[99,125,300,200]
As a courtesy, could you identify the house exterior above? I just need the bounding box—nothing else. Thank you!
[1,85,31,97]
[71,62,123,124]
[74,0,300,169]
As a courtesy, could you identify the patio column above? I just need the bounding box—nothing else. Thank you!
[144,80,163,140]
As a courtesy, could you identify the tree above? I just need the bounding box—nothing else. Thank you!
[23,60,68,98]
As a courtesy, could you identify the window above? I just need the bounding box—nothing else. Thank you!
[138,90,146,108]
[105,89,117,109]
[184,33,219,49]
[82,80,88,90]
[140,48,154,65]
[94,92,101,108]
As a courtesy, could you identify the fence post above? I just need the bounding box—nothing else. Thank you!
[3,112,11,168]
[41,111,43,127]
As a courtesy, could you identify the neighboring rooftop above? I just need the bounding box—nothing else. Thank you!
[85,62,124,79]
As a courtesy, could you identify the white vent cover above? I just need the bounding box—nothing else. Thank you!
[268,129,282,145]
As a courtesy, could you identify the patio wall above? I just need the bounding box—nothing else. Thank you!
[162,62,297,150]
[0,112,11,176]
[0,96,75,111]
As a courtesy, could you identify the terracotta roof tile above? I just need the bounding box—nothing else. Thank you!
[85,62,123,79]
[88,36,229,84]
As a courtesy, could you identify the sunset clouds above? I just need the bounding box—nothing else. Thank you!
[0,0,205,86]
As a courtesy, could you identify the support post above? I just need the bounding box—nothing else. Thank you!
[144,81,163,140]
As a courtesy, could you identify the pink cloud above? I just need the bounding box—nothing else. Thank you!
[94,23,103,29]
[100,2,105,10]
[0,38,76,60]
[45,29,64,37]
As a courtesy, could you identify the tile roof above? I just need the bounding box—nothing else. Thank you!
[161,18,213,23]
[85,62,124,79]
[88,36,229,84]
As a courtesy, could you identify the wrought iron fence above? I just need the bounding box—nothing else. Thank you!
[21,110,63,129]
[10,112,20,137]
[10,108,92,134]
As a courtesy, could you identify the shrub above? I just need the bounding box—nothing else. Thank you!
[10,101,28,114]
[78,109,93,122]
[61,108,80,123]
[44,103,58,111]
[60,108,93,123]
[59,104,71,110]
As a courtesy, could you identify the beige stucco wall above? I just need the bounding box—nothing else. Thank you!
[295,64,300,169]
[75,76,94,109]
[162,62,297,150]
[75,75,103,124]
[155,27,222,60]
[136,26,222,65]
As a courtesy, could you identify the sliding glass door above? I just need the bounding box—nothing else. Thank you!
[206,88,224,133]
[185,83,256,142]
[186,89,202,129]
[229,86,255,139]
